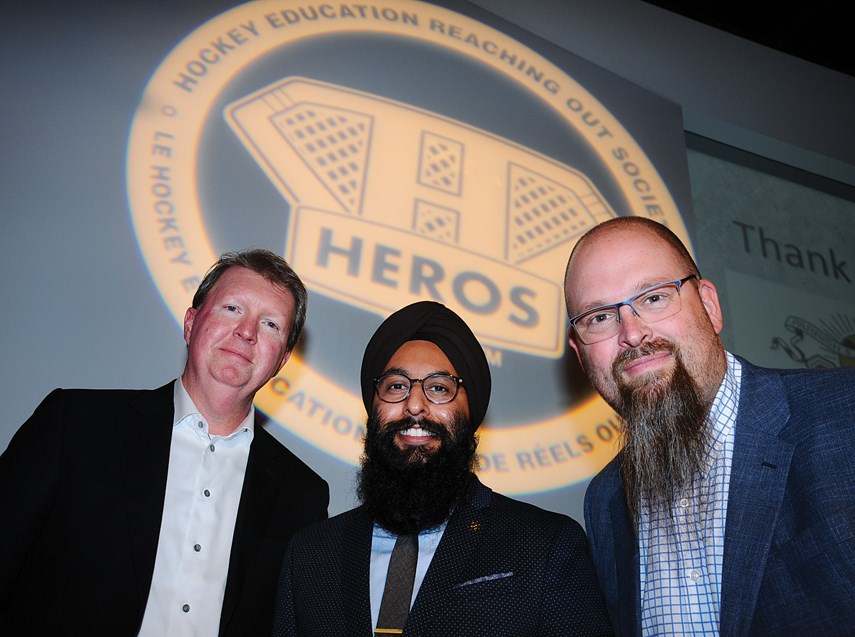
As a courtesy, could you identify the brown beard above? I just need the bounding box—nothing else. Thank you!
[356,410,477,535]
[613,339,712,527]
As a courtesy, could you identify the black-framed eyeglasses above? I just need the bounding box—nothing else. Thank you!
[373,372,464,405]
[569,275,698,345]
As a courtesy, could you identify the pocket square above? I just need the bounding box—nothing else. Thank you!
[454,572,514,588]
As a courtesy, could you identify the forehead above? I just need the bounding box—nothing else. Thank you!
[384,340,458,376]
[207,267,293,309]
[566,227,687,309]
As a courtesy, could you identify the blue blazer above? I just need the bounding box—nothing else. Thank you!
[584,358,855,636]
[0,383,329,636]
[274,476,613,636]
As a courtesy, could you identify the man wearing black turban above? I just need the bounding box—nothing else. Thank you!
[273,302,612,636]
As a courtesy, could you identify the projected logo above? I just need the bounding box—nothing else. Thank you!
[227,77,613,356]
[127,0,690,493]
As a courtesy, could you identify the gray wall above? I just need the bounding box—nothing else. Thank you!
[471,0,855,184]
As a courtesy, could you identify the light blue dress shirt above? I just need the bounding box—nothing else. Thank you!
[369,521,448,630]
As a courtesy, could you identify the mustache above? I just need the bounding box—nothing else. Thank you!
[613,338,676,374]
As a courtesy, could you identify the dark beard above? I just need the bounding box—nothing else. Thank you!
[357,411,477,535]
[613,339,711,527]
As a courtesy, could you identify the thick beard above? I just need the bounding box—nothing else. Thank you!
[357,410,477,536]
[613,339,712,527]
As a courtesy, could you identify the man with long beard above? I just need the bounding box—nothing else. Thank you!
[563,217,855,636]
[273,301,612,636]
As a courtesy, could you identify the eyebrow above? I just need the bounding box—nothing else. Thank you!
[380,366,455,377]
[221,295,288,318]
[574,278,674,314]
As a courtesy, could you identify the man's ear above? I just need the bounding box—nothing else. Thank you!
[567,326,584,364]
[275,348,292,374]
[697,278,724,335]
[183,307,197,346]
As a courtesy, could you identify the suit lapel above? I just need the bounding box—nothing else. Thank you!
[122,382,175,614]
[219,426,283,630]
[405,477,490,634]
[341,507,375,634]
[609,485,641,637]
[720,361,793,636]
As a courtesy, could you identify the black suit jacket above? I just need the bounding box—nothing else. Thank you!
[584,359,855,636]
[273,476,613,636]
[0,382,329,636]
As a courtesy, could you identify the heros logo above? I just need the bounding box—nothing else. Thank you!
[226,77,614,358]
[293,211,560,355]
[127,0,689,493]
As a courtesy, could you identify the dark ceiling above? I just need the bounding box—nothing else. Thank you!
[645,1,853,78]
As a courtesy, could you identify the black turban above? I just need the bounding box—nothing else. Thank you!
[360,301,491,429]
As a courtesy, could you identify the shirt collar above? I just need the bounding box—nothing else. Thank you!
[172,378,255,440]
[706,351,741,445]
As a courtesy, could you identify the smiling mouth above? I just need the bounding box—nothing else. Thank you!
[221,348,252,362]
[395,426,440,448]
[398,427,436,438]
[614,339,678,377]
[621,351,672,374]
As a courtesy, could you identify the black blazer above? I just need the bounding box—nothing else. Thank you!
[0,382,329,636]
[274,476,613,636]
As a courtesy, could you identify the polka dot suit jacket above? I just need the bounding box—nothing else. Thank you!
[274,475,613,636]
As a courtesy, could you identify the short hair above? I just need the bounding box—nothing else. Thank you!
[563,217,700,314]
[192,248,308,352]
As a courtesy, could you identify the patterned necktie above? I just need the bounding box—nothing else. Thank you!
[374,533,418,635]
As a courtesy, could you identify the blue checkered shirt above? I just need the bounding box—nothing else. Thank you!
[638,352,741,636]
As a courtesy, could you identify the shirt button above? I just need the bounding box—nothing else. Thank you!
[690,570,701,582]
[182,604,190,613]
[197,421,203,429]
[203,489,211,497]
[679,498,689,508]
[194,544,202,552]
[209,443,215,452]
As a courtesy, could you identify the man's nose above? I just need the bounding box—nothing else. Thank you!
[616,304,652,348]
[403,381,429,418]
[234,317,257,342]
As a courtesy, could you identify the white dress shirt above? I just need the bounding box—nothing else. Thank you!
[138,379,253,637]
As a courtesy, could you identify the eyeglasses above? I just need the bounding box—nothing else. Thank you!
[373,372,464,405]
[569,275,698,345]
